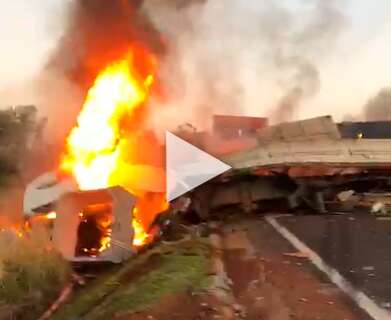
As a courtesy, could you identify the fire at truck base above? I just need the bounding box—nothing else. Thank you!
[24,175,138,263]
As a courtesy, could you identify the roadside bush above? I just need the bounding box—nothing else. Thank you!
[0,226,71,319]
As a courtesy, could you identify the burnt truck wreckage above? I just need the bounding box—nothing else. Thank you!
[180,115,391,219]
[24,173,137,263]
[23,115,391,263]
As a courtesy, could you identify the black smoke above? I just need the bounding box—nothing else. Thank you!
[48,0,163,89]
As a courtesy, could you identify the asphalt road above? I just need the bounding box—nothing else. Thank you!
[274,213,391,316]
[219,214,391,320]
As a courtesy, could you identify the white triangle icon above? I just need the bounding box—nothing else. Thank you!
[166,131,232,202]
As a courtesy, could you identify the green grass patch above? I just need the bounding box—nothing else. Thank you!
[53,238,211,320]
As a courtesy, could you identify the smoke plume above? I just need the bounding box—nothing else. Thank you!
[49,0,163,89]
[38,0,164,146]
[144,0,347,130]
[364,88,391,121]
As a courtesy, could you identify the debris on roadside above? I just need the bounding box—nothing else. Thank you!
[184,116,391,220]
[371,202,388,216]
[337,190,355,202]
[232,303,247,318]
[380,302,391,309]
[362,266,375,272]
[283,252,310,259]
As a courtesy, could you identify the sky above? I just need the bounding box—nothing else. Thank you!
[0,0,389,119]
[305,0,391,119]
[0,0,65,88]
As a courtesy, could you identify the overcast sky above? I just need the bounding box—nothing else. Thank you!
[0,0,65,88]
[0,0,389,119]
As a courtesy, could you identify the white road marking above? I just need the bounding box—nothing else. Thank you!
[265,215,391,320]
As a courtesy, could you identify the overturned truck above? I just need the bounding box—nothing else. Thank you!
[23,115,391,261]
[189,116,391,219]
[24,173,137,263]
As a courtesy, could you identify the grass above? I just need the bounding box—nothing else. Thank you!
[53,238,211,320]
[0,226,71,320]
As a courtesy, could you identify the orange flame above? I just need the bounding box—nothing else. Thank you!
[60,47,166,250]
[61,55,152,189]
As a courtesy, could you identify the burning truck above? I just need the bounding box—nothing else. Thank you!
[23,107,391,264]
[22,43,168,263]
[18,0,391,262]
[23,173,138,263]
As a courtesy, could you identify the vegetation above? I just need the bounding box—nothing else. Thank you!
[0,105,40,183]
[0,227,71,320]
[53,238,211,320]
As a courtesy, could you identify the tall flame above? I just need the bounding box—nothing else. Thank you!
[60,47,166,248]
[61,56,152,189]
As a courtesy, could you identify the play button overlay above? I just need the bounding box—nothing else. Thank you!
[166,131,232,202]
